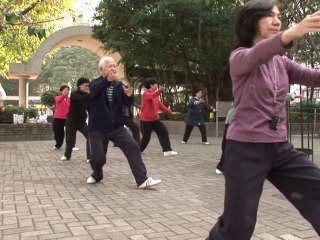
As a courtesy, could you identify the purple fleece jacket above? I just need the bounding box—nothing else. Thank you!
[227,32,320,143]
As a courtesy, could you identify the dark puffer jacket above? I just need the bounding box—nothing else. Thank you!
[185,97,213,126]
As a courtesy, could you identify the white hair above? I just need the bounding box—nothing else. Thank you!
[98,56,115,70]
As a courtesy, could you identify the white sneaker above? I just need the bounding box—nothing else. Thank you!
[53,147,60,150]
[181,141,186,144]
[87,176,96,184]
[72,147,79,151]
[138,177,161,189]
[202,142,210,145]
[163,151,178,157]
[86,159,90,163]
[215,169,222,175]
[60,156,69,161]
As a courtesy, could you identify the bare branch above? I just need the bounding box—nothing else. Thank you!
[19,1,41,15]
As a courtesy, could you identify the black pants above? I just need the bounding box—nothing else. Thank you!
[88,127,147,186]
[216,123,229,171]
[182,124,207,143]
[52,118,66,148]
[207,140,320,240]
[124,117,140,144]
[140,120,172,152]
[64,120,90,159]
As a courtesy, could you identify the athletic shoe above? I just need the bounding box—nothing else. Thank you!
[72,147,79,151]
[138,177,161,189]
[202,142,210,145]
[181,141,186,144]
[215,169,222,175]
[86,176,97,184]
[163,151,178,157]
[86,159,90,163]
[60,156,69,161]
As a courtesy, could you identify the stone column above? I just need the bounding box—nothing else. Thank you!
[18,77,29,107]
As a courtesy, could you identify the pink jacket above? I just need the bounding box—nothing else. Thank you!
[53,95,70,119]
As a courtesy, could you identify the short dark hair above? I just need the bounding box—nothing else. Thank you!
[144,79,158,89]
[192,89,202,96]
[59,85,69,92]
[77,77,90,87]
[235,0,279,48]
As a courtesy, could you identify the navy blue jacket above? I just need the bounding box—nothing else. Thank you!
[88,76,133,133]
[185,97,213,126]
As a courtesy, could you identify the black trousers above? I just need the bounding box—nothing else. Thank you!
[52,118,66,148]
[216,123,229,171]
[140,120,172,152]
[182,124,207,143]
[88,127,147,186]
[64,120,90,159]
[124,117,140,144]
[207,140,320,240]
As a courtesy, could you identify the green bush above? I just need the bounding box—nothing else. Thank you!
[0,105,37,123]
[289,101,320,123]
[159,112,185,121]
[40,89,59,110]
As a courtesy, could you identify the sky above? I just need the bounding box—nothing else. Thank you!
[73,0,100,23]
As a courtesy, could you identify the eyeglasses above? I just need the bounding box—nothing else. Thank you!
[81,84,90,87]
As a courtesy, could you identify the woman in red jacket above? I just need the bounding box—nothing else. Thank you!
[53,85,70,149]
[140,79,178,157]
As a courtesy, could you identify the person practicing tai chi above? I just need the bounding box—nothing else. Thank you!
[86,56,161,189]
[206,0,320,239]
[182,89,215,145]
[52,85,70,150]
[140,78,178,157]
[61,77,91,162]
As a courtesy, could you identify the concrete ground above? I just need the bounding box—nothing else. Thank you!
[0,132,319,240]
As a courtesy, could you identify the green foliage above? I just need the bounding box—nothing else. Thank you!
[159,112,185,121]
[5,12,22,24]
[92,0,239,105]
[289,101,320,123]
[2,46,101,97]
[0,0,76,77]
[29,46,100,95]
[27,26,46,39]
[40,89,59,110]
[281,1,320,66]
[0,105,37,123]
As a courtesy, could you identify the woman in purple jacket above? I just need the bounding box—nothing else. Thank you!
[206,1,320,239]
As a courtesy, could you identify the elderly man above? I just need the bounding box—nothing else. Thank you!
[87,56,161,189]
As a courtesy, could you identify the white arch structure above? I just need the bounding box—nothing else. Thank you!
[8,25,124,107]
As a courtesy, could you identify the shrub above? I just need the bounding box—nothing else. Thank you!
[159,112,185,121]
[0,105,37,123]
[289,101,320,123]
[40,89,59,110]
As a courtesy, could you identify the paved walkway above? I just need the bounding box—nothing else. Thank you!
[0,133,319,240]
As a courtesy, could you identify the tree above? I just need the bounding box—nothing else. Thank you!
[92,0,239,107]
[40,89,59,111]
[1,46,100,98]
[281,0,320,100]
[0,0,76,78]
[30,46,100,95]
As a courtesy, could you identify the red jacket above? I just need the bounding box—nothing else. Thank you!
[140,89,172,121]
[53,94,70,119]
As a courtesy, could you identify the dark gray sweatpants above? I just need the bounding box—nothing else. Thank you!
[207,140,320,240]
[88,127,148,186]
